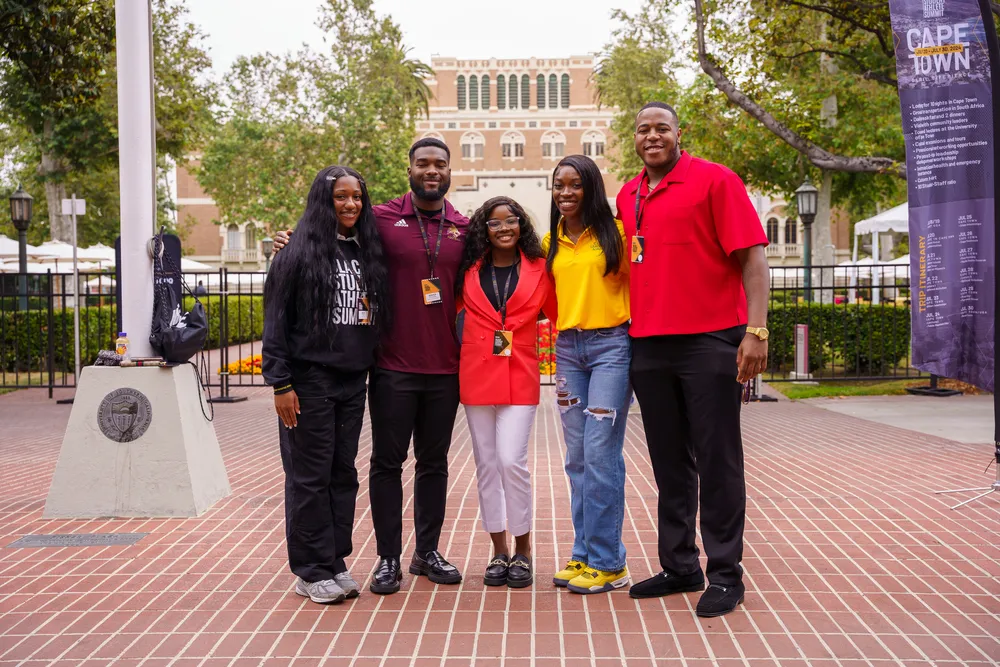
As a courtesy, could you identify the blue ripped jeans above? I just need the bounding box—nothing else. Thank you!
[555,323,631,572]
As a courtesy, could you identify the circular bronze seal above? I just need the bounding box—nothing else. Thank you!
[97,388,153,443]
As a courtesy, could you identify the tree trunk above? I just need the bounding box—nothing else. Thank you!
[39,120,70,241]
[813,170,836,303]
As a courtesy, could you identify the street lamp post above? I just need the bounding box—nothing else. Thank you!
[795,179,818,302]
[262,236,274,272]
[9,184,33,311]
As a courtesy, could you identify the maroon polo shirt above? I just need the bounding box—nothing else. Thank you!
[374,194,469,374]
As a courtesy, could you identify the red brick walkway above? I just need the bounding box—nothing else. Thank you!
[0,387,997,666]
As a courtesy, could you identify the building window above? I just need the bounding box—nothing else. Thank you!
[561,73,570,108]
[497,74,506,109]
[460,131,485,160]
[541,131,565,158]
[448,122,456,129]
[766,217,779,244]
[548,73,557,108]
[244,223,256,250]
[421,131,445,141]
[501,130,525,159]
[537,74,546,109]
[785,218,798,244]
[508,75,518,110]
[488,121,496,129]
[582,130,605,157]
[469,75,479,110]
[520,75,529,109]
[569,120,578,127]
[481,74,490,109]
[529,121,537,128]
[457,75,466,110]
[226,224,241,250]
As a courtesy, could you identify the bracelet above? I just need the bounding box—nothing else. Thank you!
[273,384,293,395]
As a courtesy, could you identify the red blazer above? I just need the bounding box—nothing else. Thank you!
[457,253,558,406]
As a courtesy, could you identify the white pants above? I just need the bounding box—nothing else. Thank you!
[464,404,536,536]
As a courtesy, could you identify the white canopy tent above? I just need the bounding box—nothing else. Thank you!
[849,203,911,304]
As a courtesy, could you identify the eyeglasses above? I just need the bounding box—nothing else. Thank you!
[486,216,520,230]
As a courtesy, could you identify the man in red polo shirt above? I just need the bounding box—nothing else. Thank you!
[619,102,769,617]
[272,138,469,595]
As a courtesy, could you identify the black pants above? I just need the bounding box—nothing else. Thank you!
[368,368,460,558]
[279,365,368,582]
[630,327,746,586]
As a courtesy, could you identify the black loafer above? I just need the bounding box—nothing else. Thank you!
[369,556,403,595]
[696,582,745,617]
[506,554,533,588]
[409,549,463,584]
[484,554,509,586]
[629,570,705,599]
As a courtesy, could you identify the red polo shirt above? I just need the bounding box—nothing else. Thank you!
[617,151,767,338]
[375,194,469,374]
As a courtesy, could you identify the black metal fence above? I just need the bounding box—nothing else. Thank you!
[0,263,925,396]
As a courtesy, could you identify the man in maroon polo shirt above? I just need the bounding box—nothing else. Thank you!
[619,102,770,617]
[273,138,469,595]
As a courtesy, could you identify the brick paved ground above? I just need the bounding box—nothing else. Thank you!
[0,386,997,667]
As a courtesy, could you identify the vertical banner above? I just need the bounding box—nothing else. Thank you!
[890,0,996,391]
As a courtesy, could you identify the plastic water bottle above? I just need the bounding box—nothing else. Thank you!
[115,332,130,361]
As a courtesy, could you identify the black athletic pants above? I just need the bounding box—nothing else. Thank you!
[368,368,461,558]
[630,326,747,586]
[279,365,368,582]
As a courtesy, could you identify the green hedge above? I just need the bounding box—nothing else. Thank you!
[768,302,911,376]
[1,295,264,372]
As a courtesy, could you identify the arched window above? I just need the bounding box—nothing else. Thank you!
[785,218,798,244]
[457,75,466,110]
[244,223,256,250]
[548,74,557,109]
[561,74,570,108]
[501,130,525,159]
[508,75,518,110]
[420,131,445,141]
[469,75,479,110]
[481,74,490,109]
[537,74,546,110]
[460,131,485,160]
[226,224,241,250]
[497,74,506,109]
[520,75,530,109]
[582,130,606,157]
[766,217,779,244]
[541,131,565,159]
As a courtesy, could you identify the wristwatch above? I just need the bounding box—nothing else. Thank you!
[746,326,769,341]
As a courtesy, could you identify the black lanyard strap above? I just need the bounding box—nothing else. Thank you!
[490,257,519,328]
[412,193,446,277]
[634,174,647,234]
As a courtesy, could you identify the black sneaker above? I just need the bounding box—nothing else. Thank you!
[629,570,705,599]
[369,556,403,595]
[696,582,745,617]
[409,549,463,585]
[484,554,509,586]
[506,554,533,588]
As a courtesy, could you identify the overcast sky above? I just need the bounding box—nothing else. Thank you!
[187,0,648,75]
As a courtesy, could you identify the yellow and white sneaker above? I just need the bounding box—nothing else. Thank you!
[567,566,630,594]
[552,560,587,587]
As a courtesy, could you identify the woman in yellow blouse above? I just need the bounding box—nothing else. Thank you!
[542,155,632,595]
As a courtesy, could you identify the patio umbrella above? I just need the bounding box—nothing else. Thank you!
[0,234,42,259]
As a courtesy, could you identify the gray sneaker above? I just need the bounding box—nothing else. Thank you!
[334,571,361,599]
[294,578,346,604]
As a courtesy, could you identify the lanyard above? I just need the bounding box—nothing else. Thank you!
[412,193,446,277]
[490,257,519,328]
[634,173,648,234]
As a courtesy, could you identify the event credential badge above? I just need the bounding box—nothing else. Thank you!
[358,295,371,325]
[631,235,645,264]
[421,278,442,305]
[493,330,513,357]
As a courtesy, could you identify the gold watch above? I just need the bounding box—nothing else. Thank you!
[746,326,769,341]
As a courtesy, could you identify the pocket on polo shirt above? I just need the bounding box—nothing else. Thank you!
[660,206,698,244]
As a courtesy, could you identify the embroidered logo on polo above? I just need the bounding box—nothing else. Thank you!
[394,219,409,228]
[446,225,461,241]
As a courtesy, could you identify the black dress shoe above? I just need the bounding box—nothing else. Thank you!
[506,554,533,588]
[629,570,705,599]
[696,582,745,617]
[369,556,403,595]
[483,554,509,587]
[409,549,463,584]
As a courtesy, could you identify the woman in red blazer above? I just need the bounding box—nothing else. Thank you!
[456,196,557,589]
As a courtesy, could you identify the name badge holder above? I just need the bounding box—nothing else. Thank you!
[632,175,660,264]
[413,193,446,306]
[491,258,519,357]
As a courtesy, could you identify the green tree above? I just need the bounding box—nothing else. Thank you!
[0,0,215,245]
